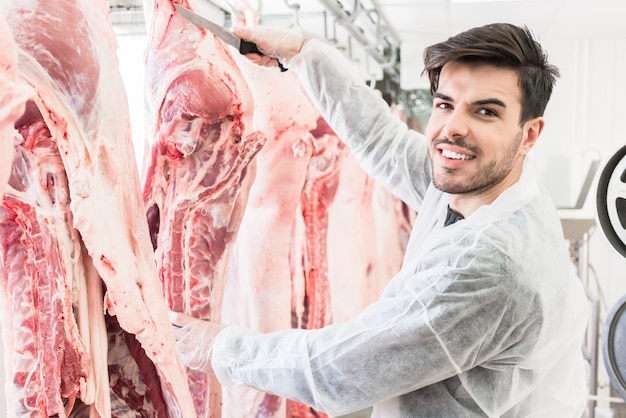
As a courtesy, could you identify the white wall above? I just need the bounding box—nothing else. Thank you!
[117,33,148,170]
[538,36,626,411]
[540,37,626,309]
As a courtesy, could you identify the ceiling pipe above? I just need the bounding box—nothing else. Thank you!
[284,0,301,26]
[316,0,399,76]
[346,0,363,23]
[370,0,401,43]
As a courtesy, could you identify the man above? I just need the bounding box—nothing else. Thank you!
[172,23,589,417]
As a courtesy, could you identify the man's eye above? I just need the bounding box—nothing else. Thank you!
[435,102,451,110]
[478,108,497,117]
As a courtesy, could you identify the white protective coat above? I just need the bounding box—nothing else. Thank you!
[211,39,589,417]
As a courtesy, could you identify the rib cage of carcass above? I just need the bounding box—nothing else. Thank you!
[141,0,265,416]
[0,1,195,416]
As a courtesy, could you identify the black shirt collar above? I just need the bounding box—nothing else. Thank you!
[444,205,464,226]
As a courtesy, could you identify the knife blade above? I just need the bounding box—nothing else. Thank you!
[174,4,287,71]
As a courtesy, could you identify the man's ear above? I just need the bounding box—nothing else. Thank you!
[520,116,545,155]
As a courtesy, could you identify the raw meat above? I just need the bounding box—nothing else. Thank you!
[370,182,414,297]
[295,132,348,330]
[326,152,379,323]
[1,108,88,417]
[0,1,195,416]
[283,126,346,418]
[0,13,30,197]
[142,1,264,417]
[221,60,319,417]
[326,158,414,322]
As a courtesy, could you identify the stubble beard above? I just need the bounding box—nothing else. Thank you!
[429,131,523,195]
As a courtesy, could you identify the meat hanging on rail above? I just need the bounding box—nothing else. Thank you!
[221,54,320,417]
[0,14,31,197]
[0,1,195,416]
[0,1,415,416]
[141,1,265,417]
[139,1,414,417]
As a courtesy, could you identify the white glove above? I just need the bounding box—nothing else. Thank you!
[169,311,225,373]
[233,25,306,68]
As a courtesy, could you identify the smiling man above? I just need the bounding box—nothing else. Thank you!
[171,23,590,417]
[427,60,542,218]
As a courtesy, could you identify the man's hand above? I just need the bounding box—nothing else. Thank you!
[170,311,226,372]
[233,25,306,68]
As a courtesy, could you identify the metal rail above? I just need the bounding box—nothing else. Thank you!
[316,0,400,76]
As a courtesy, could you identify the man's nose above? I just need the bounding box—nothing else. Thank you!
[442,109,469,140]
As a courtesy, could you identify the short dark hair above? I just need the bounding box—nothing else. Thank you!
[423,23,559,124]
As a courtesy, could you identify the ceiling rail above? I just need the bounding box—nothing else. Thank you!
[316,0,399,75]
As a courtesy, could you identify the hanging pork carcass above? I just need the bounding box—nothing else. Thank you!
[0,13,30,197]
[0,0,195,416]
[141,1,265,417]
[220,54,320,416]
[211,3,413,417]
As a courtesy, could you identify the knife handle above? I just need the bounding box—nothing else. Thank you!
[240,40,287,72]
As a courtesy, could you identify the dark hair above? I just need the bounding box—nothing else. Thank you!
[423,23,559,124]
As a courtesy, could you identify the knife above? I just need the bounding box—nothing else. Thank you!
[174,4,287,72]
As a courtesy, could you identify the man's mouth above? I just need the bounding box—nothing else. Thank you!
[441,149,474,160]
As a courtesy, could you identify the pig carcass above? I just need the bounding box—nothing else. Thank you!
[327,157,414,322]
[325,152,379,323]
[371,183,415,297]
[294,130,348,331]
[0,13,30,197]
[0,1,195,416]
[284,127,348,418]
[142,1,264,417]
[221,58,319,416]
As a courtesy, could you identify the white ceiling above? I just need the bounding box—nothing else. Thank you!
[110,1,626,44]
[237,0,626,87]
[110,0,626,87]
[253,0,626,42]
[374,0,626,42]
[111,0,626,41]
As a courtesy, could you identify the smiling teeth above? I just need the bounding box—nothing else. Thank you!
[442,149,473,160]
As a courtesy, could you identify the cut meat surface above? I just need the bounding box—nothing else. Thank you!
[142,1,264,417]
[0,13,31,197]
[296,133,348,331]
[286,131,347,418]
[1,114,87,417]
[1,1,195,416]
[221,60,319,418]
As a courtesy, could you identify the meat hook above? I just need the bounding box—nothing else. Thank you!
[283,0,301,27]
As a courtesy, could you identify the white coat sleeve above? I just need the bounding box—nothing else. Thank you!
[211,244,543,416]
[288,39,432,210]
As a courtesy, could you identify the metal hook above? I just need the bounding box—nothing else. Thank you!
[346,0,363,23]
[323,11,338,44]
[284,0,301,27]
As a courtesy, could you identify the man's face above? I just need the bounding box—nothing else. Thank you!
[425,61,540,198]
